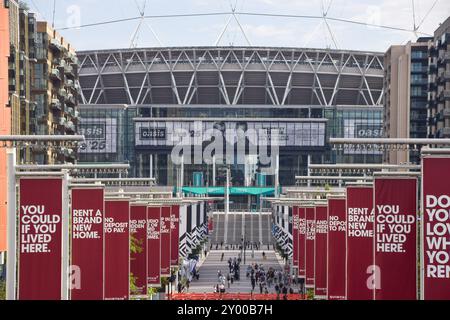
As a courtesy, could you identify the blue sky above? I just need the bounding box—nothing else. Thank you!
[25,0,450,52]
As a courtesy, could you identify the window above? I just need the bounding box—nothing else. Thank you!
[411,87,423,96]
[411,63,424,72]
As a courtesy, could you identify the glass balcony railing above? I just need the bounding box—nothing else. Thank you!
[411,78,428,85]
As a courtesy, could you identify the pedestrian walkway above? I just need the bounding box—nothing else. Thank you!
[188,250,283,294]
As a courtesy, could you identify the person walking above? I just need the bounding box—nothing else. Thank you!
[282,286,288,300]
[227,274,231,289]
[221,252,225,261]
[186,280,190,293]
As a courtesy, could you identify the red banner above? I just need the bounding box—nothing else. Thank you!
[314,205,328,299]
[170,205,180,267]
[305,207,315,289]
[292,206,299,267]
[374,177,417,300]
[346,186,374,300]
[71,187,104,300]
[422,156,450,300]
[327,197,347,300]
[160,206,171,276]
[18,178,63,300]
[298,207,306,278]
[147,206,161,286]
[104,199,130,300]
[130,204,148,297]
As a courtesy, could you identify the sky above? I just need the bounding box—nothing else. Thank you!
[24,0,450,52]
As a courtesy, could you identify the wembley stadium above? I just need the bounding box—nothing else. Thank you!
[77,46,383,106]
[76,46,385,188]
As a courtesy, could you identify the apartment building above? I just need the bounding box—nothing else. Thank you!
[0,0,11,255]
[0,0,80,256]
[427,16,450,139]
[384,38,431,165]
[32,21,80,164]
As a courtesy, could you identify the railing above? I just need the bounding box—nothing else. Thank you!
[168,293,306,301]
[211,203,272,212]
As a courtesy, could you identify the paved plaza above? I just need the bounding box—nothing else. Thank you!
[188,250,285,294]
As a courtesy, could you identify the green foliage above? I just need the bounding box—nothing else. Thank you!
[130,234,143,255]
[147,286,158,296]
[129,273,140,296]
[0,279,5,300]
[307,288,315,300]
[129,235,143,297]
[156,277,169,293]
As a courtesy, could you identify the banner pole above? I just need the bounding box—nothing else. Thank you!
[61,170,69,300]
[420,158,425,300]
[6,148,17,300]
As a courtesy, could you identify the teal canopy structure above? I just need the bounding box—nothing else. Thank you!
[179,187,275,196]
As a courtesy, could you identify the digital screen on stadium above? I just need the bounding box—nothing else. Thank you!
[135,120,327,148]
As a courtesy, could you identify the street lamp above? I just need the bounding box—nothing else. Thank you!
[241,234,246,266]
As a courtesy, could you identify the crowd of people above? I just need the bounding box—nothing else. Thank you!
[175,241,305,297]
[246,262,305,298]
[215,255,242,293]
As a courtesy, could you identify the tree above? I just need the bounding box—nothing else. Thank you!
[0,280,5,300]
[129,234,143,297]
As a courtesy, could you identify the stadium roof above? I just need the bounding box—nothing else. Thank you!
[78,46,384,107]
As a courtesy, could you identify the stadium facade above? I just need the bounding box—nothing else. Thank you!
[76,47,384,188]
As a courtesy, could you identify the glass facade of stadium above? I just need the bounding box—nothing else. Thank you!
[76,47,385,189]
[78,104,383,187]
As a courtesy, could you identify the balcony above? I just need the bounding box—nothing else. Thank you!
[64,64,75,78]
[429,64,437,73]
[411,52,427,60]
[429,46,438,56]
[411,90,427,98]
[445,71,450,81]
[49,38,62,51]
[411,78,428,85]
[58,89,67,98]
[50,99,62,111]
[57,117,67,127]
[438,127,450,138]
[428,117,436,126]
[444,108,450,118]
[67,51,79,64]
[444,90,450,100]
[66,106,74,116]
[65,79,74,88]
[66,93,76,106]
[33,79,47,91]
[37,114,48,124]
[411,66,428,73]
[445,52,450,62]
[50,68,60,81]
[65,121,76,133]
[437,70,446,83]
